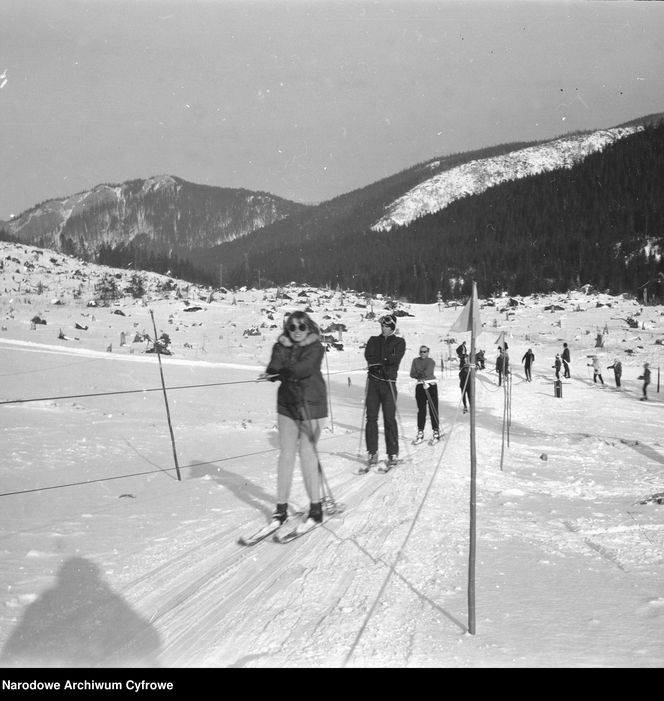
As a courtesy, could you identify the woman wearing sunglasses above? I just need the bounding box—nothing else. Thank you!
[260,311,327,536]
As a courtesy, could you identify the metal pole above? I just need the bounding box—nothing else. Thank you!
[149,310,181,481]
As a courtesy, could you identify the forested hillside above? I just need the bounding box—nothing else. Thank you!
[221,121,664,302]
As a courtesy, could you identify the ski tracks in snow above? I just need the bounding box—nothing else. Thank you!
[109,442,470,667]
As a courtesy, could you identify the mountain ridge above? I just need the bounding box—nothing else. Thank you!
[2,111,663,302]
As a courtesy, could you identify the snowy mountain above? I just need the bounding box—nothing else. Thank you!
[372,127,642,231]
[0,175,309,258]
[2,113,663,303]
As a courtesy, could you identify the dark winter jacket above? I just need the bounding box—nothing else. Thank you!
[365,332,406,381]
[607,360,622,377]
[496,352,509,374]
[562,347,571,363]
[459,364,470,390]
[522,350,535,367]
[410,357,436,382]
[266,331,327,420]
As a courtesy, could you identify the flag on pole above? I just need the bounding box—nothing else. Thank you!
[450,285,481,336]
[495,330,506,348]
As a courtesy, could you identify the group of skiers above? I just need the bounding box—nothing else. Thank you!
[258,311,655,538]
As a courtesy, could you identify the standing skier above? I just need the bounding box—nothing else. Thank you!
[553,354,562,380]
[638,362,651,401]
[562,343,571,378]
[409,345,440,443]
[522,348,535,382]
[459,360,472,413]
[363,314,406,470]
[260,311,327,536]
[496,346,509,386]
[456,340,468,365]
[588,355,604,385]
[607,358,623,388]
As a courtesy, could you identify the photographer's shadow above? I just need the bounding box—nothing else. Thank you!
[1,556,161,668]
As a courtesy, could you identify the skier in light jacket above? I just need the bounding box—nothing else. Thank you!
[409,345,440,443]
[588,355,604,385]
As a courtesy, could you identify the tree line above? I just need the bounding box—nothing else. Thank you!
[219,121,664,303]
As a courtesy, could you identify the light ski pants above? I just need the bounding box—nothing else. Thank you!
[277,414,321,504]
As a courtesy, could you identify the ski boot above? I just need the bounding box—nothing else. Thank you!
[379,454,399,473]
[294,502,323,536]
[359,452,378,474]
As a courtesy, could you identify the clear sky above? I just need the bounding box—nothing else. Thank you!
[1,0,663,219]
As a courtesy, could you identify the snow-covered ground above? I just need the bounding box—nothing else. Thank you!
[1,241,663,668]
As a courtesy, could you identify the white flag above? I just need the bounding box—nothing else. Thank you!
[450,283,481,336]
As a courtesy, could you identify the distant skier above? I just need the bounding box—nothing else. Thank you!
[588,355,604,385]
[456,340,467,365]
[459,361,472,414]
[562,343,571,378]
[522,348,535,382]
[496,347,509,386]
[607,358,623,388]
[637,362,651,401]
[409,345,440,443]
[475,349,486,370]
[553,353,562,380]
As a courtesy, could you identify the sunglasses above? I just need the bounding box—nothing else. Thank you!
[288,322,307,332]
[419,349,429,354]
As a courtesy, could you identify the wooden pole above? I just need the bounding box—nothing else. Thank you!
[149,310,181,481]
[468,282,477,635]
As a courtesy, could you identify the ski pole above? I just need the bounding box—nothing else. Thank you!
[387,378,410,459]
[357,373,370,456]
[299,394,344,515]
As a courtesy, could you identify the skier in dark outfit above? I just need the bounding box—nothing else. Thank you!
[553,354,562,380]
[456,341,468,365]
[260,310,327,535]
[459,361,471,413]
[363,314,406,468]
[562,343,571,378]
[638,362,651,401]
[522,348,535,382]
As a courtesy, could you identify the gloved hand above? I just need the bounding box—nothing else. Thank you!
[279,368,295,382]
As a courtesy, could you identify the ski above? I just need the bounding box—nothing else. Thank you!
[237,520,284,546]
[273,521,322,544]
[428,434,442,446]
[412,436,425,446]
